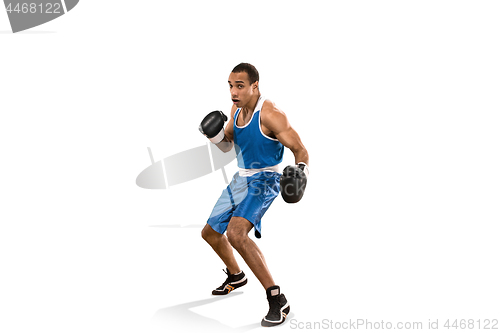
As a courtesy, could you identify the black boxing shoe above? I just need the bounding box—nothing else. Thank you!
[212,268,247,295]
[261,285,290,327]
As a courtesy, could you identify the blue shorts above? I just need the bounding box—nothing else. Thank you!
[207,171,281,238]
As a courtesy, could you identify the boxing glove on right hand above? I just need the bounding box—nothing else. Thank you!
[280,164,308,203]
[199,111,228,144]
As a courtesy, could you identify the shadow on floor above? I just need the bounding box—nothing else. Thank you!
[151,292,294,332]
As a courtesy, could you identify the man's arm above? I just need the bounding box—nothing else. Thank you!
[215,104,237,153]
[261,101,309,166]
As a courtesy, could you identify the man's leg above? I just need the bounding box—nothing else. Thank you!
[226,216,275,290]
[201,224,241,275]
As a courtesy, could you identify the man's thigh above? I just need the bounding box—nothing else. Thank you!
[227,216,253,237]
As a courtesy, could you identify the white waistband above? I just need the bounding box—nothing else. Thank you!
[238,164,280,177]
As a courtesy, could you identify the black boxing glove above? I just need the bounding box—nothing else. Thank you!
[280,162,309,203]
[199,111,228,144]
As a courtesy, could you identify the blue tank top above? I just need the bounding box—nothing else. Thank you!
[233,96,284,169]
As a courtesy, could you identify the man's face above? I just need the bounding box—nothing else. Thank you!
[228,71,258,108]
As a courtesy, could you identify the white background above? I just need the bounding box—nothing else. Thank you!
[1,1,499,332]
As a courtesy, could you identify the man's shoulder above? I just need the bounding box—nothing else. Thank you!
[262,99,276,110]
[261,99,285,118]
[260,99,288,131]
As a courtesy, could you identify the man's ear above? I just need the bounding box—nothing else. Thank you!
[253,81,259,91]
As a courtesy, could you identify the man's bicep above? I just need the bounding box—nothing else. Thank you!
[225,122,234,142]
[276,126,304,152]
[225,105,239,142]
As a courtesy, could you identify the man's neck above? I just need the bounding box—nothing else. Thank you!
[241,92,261,115]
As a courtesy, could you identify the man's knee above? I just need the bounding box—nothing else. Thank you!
[202,224,219,243]
[227,218,251,249]
[227,230,246,249]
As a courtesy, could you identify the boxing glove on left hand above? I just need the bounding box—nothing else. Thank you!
[199,111,228,144]
[280,162,309,203]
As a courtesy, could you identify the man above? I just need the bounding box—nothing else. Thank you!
[199,63,309,327]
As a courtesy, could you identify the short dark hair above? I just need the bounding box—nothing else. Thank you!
[232,63,259,84]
